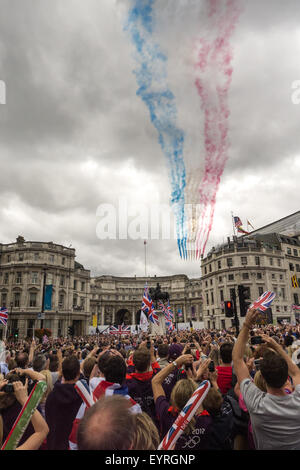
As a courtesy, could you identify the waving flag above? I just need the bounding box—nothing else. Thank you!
[139,310,149,332]
[0,308,8,327]
[158,301,174,331]
[250,291,276,312]
[234,216,242,228]
[142,285,159,325]
[158,380,210,450]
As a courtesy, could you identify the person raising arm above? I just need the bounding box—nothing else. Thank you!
[232,308,260,386]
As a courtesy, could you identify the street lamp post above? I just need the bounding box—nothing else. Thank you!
[41,266,47,330]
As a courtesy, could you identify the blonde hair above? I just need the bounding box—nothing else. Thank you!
[170,379,198,435]
[132,412,159,450]
[254,370,267,392]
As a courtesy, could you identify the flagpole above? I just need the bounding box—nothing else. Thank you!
[231,212,236,237]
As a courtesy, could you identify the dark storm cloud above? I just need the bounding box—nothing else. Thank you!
[0,0,300,277]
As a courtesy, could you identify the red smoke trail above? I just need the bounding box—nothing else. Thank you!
[194,0,241,258]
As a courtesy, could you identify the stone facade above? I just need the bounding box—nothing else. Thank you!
[201,233,300,329]
[0,236,90,339]
[90,275,203,327]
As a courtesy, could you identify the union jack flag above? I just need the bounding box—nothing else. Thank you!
[158,380,210,450]
[166,300,174,320]
[0,308,8,326]
[292,305,300,311]
[142,285,159,325]
[109,325,131,335]
[250,291,276,312]
[158,301,174,331]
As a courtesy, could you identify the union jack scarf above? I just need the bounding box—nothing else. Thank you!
[69,378,141,450]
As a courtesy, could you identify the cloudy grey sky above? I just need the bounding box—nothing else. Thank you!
[0,0,300,279]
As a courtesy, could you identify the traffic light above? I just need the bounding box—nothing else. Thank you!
[14,329,19,338]
[224,300,234,318]
[238,285,251,317]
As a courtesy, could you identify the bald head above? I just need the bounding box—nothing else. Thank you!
[77,395,135,450]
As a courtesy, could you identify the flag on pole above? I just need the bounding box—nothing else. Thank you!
[141,284,159,325]
[247,220,255,230]
[139,310,149,332]
[0,308,8,327]
[158,301,174,331]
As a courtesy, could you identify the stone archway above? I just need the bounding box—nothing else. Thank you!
[115,308,131,325]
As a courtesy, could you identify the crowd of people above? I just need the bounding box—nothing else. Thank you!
[1,309,300,451]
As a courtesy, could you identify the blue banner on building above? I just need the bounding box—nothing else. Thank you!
[44,285,53,311]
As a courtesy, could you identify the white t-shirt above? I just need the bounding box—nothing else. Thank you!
[241,378,300,450]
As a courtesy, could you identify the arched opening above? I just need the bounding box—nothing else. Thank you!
[115,309,131,325]
[136,309,142,325]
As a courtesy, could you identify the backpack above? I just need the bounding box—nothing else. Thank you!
[224,394,249,437]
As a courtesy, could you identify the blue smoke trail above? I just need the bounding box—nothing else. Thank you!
[125,0,187,259]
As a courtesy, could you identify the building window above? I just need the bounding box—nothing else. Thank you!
[219,276,222,283]
[294,294,299,305]
[287,248,292,255]
[206,293,209,305]
[281,288,286,300]
[19,253,24,261]
[296,264,300,272]
[62,257,65,265]
[59,294,65,309]
[204,266,207,275]
[4,273,9,285]
[218,260,221,269]
[277,259,281,267]
[205,281,208,288]
[74,280,77,290]
[241,257,247,265]
[31,272,38,284]
[280,274,283,280]
[34,253,39,261]
[81,282,85,292]
[227,258,233,267]
[228,274,234,281]
[255,256,260,266]
[270,258,273,266]
[1,293,7,308]
[49,255,54,263]
[211,292,214,304]
[242,272,249,280]
[258,286,264,296]
[257,272,262,280]
[210,279,213,286]
[60,275,65,287]
[220,290,224,302]
[294,249,298,257]
[14,292,20,307]
[16,272,22,284]
[289,263,294,271]
[7,255,11,263]
[272,274,276,280]
[29,292,37,307]
[209,264,212,272]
